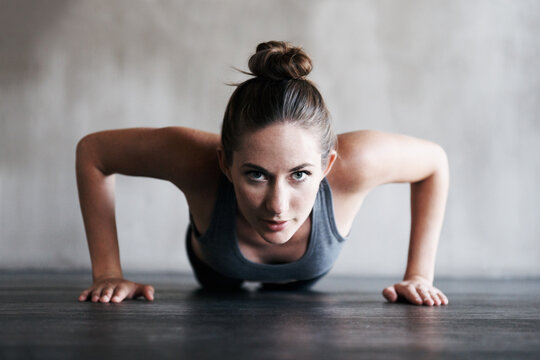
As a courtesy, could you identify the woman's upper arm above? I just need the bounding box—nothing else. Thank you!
[76,126,221,192]
[330,130,448,194]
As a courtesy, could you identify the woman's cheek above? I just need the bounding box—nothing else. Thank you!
[237,189,264,214]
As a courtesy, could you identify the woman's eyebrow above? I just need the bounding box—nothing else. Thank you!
[241,163,267,172]
[290,163,314,172]
[241,162,314,172]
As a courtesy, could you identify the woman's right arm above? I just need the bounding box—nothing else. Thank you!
[75,126,220,303]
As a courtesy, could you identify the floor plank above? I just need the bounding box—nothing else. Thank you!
[1,271,539,360]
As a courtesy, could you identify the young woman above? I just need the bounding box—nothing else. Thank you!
[76,41,449,306]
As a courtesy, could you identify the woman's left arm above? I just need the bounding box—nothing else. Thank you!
[384,136,449,306]
[333,130,450,306]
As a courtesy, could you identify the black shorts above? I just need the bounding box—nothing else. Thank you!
[185,225,327,291]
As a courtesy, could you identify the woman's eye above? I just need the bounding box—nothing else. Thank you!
[292,171,308,181]
[247,171,265,181]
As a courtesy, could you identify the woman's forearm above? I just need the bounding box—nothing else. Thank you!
[76,137,123,282]
[404,150,449,284]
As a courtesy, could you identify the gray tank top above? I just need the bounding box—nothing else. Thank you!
[190,175,347,282]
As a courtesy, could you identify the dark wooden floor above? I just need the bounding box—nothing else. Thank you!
[1,271,539,360]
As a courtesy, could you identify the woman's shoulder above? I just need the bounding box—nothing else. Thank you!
[327,130,385,195]
[325,130,405,235]
[327,129,446,195]
[159,126,222,192]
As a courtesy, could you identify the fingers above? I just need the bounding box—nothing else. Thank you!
[91,288,103,303]
[78,289,90,302]
[404,284,424,305]
[382,286,398,303]
[428,289,441,306]
[88,286,113,303]
[437,291,449,305]
[143,285,155,301]
[133,284,155,302]
[426,286,449,306]
[81,282,115,302]
[392,283,449,306]
[386,284,422,305]
[99,287,115,303]
[111,284,130,303]
[416,286,435,306]
[111,283,155,303]
[78,280,155,304]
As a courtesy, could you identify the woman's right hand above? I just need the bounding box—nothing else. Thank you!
[78,277,155,303]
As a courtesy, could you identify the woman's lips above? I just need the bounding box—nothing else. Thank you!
[262,219,289,232]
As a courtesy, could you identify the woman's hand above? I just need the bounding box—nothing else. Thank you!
[382,275,448,306]
[78,277,155,303]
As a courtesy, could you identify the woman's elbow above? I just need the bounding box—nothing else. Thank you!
[75,133,104,173]
[435,144,449,174]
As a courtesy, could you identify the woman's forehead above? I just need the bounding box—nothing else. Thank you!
[238,122,319,147]
[234,123,322,167]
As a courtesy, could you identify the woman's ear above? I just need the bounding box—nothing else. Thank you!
[216,146,232,182]
[323,150,338,177]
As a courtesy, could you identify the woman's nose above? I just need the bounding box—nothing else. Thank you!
[265,181,289,216]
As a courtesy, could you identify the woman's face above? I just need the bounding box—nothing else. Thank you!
[219,122,336,245]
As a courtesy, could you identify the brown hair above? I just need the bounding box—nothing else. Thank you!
[221,41,336,166]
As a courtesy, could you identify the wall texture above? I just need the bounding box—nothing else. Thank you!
[1,0,539,278]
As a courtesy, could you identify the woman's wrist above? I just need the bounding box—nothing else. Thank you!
[403,273,433,285]
[92,269,123,282]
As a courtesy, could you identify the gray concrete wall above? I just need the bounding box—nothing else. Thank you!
[1,0,539,278]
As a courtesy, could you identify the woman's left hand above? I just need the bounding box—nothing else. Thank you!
[382,275,449,306]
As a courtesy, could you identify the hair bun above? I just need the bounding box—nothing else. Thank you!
[248,41,313,80]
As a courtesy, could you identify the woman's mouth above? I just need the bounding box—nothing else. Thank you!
[262,219,289,232]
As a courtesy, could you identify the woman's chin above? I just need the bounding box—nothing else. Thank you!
[258,230,292,245]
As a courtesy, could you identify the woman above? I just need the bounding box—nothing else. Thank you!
[76,41,449,306]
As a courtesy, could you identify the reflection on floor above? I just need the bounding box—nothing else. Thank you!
[1,271,539,360]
